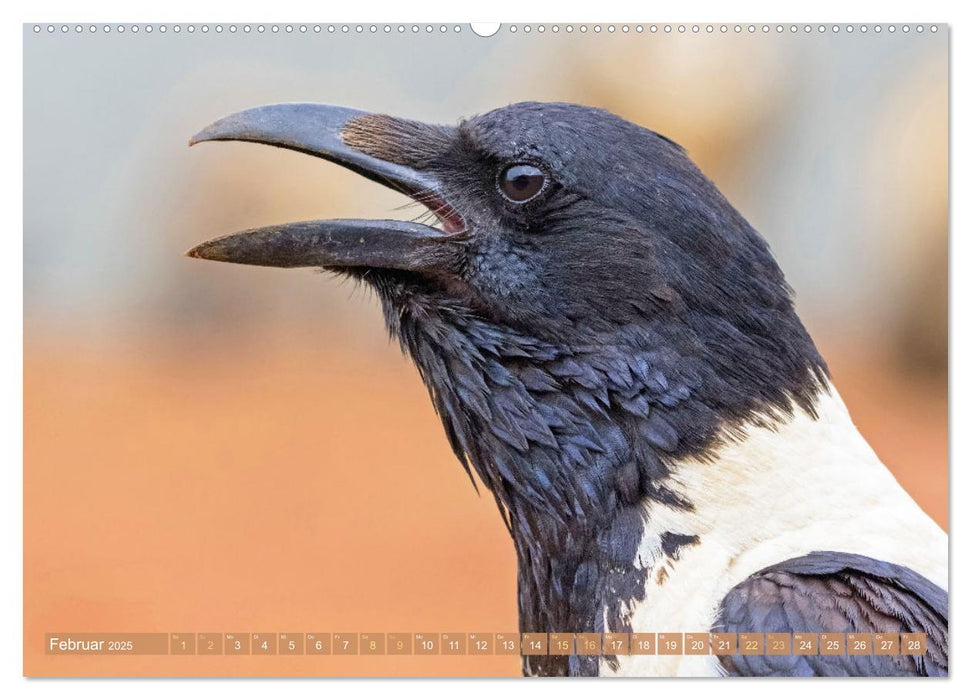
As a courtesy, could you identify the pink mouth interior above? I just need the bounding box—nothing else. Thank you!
[419,194,467,234]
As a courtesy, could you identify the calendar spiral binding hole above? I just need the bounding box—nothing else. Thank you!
[31,23,941,36]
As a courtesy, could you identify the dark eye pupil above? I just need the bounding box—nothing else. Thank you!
[500,164,545,202]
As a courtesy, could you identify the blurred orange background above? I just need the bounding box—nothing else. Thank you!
[24,25,947,676]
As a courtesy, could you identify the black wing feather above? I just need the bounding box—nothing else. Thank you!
[714,551,947,676]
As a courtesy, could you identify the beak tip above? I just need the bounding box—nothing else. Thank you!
[185,235,252,264]
[188,127,215,147]
[185,244,210,260]
[189,116,236,146]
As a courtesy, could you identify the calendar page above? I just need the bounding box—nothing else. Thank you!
[22,19,949,680]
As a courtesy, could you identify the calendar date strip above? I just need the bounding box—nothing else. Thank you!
[46,631,928,657]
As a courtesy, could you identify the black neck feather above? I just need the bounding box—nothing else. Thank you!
[370,272,826,676]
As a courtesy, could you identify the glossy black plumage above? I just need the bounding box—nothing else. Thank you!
[715,552,948,676]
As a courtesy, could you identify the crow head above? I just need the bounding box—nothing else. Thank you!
[188,97,828,539]
[189,102,796,344]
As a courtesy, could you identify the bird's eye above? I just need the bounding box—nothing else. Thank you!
[499,164,546,203]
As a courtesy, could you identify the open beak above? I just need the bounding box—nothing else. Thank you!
[186,103,465,273]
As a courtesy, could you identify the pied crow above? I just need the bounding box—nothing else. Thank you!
[187,102,948,677]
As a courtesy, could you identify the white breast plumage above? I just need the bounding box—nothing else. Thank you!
[600,382,948,677]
